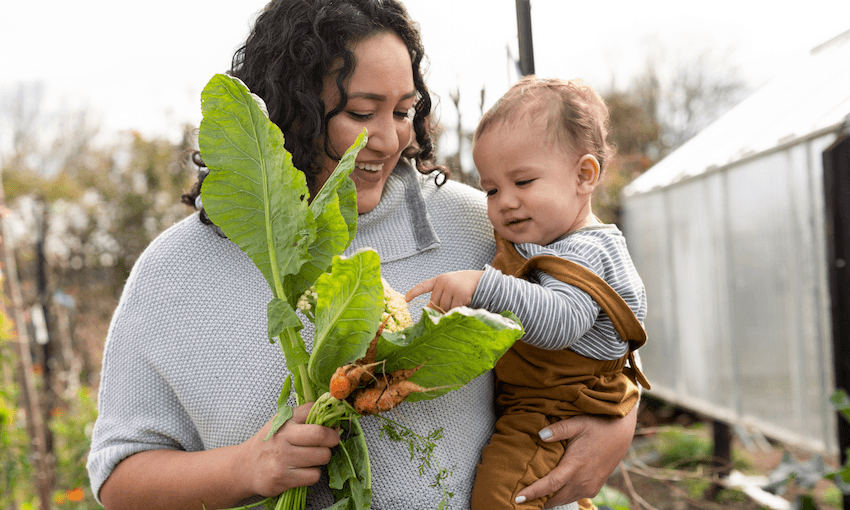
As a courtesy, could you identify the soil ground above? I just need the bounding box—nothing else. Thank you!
[600,397,844,510]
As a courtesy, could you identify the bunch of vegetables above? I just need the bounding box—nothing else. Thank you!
[198,74,524,510]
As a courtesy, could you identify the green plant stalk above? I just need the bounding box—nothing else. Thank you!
[265,217,314,405]
[275,486,306,510]
[266,232,299,401]
[280,328,314,405]
[274,394,368,510]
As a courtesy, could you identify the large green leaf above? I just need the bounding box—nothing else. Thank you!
[311,129,362,247]
[309,250,384,388]
[375,308,523,402]
[199,73,316,301]
[328,419,371,507]
[283,131,366,307]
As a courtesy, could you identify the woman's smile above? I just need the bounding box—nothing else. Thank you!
[355,162,385,172]
[350,164,390,185]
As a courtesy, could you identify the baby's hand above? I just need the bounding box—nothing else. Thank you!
[405,270,484,313]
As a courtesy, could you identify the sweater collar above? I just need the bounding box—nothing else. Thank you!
[345,162,440,262]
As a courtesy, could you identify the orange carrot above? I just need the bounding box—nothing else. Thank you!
[349,360,454,415]
[351,380,429,415]
[328,331,386,400]
[330,362,381,400]
[384,361,425,386]
[329,364,362,400]
[362,323,382,366]
[333,360,424,401]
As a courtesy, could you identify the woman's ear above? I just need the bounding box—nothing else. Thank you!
[576,154,601,193]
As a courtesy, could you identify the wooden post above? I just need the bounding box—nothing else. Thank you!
[33,200,56,488]
[0,175,52,510]
[707,419,733,500]
[53,300,81,399]
[823,132,850,510]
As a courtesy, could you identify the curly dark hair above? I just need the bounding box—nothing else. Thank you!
[182,0,445,215]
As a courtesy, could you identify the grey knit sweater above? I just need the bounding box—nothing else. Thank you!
[87,163,579,509]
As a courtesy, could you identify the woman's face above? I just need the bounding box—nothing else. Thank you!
[318,31,416,214]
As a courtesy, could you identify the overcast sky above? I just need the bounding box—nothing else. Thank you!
[2,0,849,145]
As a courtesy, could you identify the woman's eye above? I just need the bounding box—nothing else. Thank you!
[348,112,372,120]
[394,110,410,119]
[516,179,534,187]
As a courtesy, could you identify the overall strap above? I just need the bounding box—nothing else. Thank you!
[492,232,651,389]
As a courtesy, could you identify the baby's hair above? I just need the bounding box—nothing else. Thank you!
[475,75,616,177]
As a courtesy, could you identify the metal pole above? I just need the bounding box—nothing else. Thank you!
[515,0,535,76]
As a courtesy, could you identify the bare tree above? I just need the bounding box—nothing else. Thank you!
[630,41,749,157]
[596,41,748,224]
[1,82,103,188]
[449,86,464,177]
[1,83,45,172]
[442,86,480,187]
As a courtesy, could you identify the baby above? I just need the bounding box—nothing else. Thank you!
[406,76,649,510]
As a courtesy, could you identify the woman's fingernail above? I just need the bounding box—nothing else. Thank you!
[515,495,527,504]
[538,428,552,440]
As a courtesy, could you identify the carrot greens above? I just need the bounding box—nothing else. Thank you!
[198,74,523,510]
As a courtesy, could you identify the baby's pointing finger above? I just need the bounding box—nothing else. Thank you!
[404,278,436,302]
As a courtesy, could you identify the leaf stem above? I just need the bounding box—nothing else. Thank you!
[275,486,307,510]
[280,329,314,404]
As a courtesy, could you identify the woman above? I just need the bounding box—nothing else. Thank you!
[87,1,637,508]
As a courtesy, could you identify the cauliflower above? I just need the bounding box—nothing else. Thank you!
[381,278,413,332]
[298,280,411,332]
[296,286,318,319]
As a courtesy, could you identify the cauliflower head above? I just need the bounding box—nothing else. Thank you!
[381,278,413,332]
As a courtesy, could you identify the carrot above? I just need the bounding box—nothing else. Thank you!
[348,361,454,415]
[351,380,430,415]
[328,313,429,406]
[384,361,425,386]
[329,361,382,400]
[328,328,387,400]
[363,320,384,364]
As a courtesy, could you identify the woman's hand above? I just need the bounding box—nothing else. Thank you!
[101,402,340,510]
[237,402,341,497]
[514,404,637,507]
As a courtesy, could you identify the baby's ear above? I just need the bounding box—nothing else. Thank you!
[576,154,600,193]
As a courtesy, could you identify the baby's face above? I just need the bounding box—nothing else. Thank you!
[474,118,590,246]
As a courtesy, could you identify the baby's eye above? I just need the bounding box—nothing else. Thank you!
[484,189,497,197]
[516,179,534,187]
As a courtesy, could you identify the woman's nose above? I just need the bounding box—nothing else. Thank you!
[367,113,401,156]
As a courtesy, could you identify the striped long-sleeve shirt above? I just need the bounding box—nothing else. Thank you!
[470,223,646,361]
